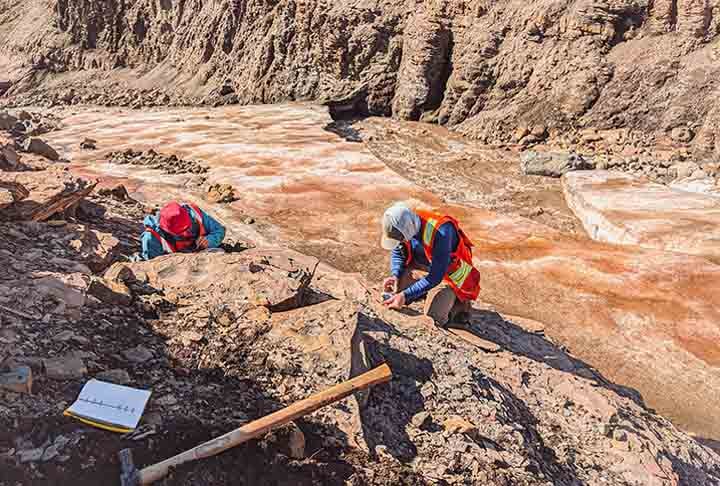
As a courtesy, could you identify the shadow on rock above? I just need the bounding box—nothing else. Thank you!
[460,309,646,408]
[354,312,433,463]
[468,367,584,484]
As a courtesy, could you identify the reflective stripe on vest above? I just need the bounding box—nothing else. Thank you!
[448,259,473,289]
[146,227,177,253]
[186,203,207,237]
[422,217,439,247]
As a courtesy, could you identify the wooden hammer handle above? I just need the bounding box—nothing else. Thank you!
[139,363,392,484]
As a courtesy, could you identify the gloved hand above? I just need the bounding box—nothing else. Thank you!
[383,292,406,310]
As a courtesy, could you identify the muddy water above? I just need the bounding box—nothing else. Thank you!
[45,104,720,441]
[45,104,441,280]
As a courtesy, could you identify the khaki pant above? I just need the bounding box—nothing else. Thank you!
[398,262,471,327]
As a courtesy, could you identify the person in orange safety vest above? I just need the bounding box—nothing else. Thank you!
[380,202,481,327]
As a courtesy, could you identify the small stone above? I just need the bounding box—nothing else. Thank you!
[122,345,154,364]
[80,138,97,150]
[443,416,477,437]
[288,423,306,459]
[513,126,530,142]
[412,411,431,429]
[671,127,694,143]
[613,429,628,442]
[530,124,547,138]
[156,394,178,406]
[670,161,699,180]
[88,277,132,306]
[41,444,60,462]
[43,356,87,380]
[18,448,44,463]
[180,330,204,345]
[54,330,76,342]
[690,168,707,180]
[96,369,131,385]
[205,183,237,204]
[22,137,60,161]
[0,111,18,130]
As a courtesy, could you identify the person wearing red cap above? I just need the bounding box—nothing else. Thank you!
[140,201,226,260]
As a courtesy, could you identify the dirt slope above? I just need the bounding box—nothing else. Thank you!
[2,0,720,156]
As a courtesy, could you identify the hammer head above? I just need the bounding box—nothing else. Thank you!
[119,448,141,486]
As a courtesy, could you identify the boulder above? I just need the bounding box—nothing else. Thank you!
[43,356,87,380]
[105,250,318,312]
[670,161,699,180]
[520,151,594,177]
[0,81,11,96]
[0,148,18,170]
[671,127,694,143]
[562,170,720,259]
[0,111,18,131]
[69,228,121,272]
[22,137,60,161]
[391,14,450,121]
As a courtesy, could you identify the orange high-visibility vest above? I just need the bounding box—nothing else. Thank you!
[404,209,481,302]
[145,203,207,254]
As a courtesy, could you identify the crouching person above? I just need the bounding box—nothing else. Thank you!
[141,201,226,260]
[380,202,481,327]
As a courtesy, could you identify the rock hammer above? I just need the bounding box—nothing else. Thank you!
[119,363,392,486]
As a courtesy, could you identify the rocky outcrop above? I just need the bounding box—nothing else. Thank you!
[102,249,720,485]
[391,13,449,121]
[521,151,595,178]
[21,137,59,161]
[2,1,720,152]
[562,170,720,259]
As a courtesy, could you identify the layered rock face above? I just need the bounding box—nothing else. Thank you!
[2,0,720,154]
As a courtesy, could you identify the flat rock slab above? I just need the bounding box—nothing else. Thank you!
[105,250,318,312]
[562,170,720,259]
[43,356,87,380]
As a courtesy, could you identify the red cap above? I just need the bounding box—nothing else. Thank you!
[159,202,191,236]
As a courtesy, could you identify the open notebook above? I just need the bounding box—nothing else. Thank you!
[64,379,152,433]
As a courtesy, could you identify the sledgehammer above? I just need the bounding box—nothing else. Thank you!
[119,363,392,485]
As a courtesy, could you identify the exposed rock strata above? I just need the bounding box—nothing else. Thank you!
[2,1,720,153]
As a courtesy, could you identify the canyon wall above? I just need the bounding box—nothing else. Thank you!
[1,0,720,154]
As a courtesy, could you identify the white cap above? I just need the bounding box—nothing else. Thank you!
[380,202,421,250]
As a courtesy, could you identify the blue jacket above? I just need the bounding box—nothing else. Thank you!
[390,222,459,303]
[140,205,226,260]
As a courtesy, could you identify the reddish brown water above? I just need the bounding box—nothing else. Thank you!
[45,104,720,441]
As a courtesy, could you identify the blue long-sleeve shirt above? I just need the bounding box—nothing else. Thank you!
[390,222,459,303]
[140,205,226,260]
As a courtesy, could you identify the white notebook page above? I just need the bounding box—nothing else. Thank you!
[66,379,152,430]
